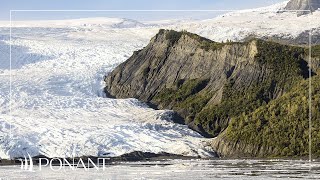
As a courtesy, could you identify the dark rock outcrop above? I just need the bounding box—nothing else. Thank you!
[105,30,259,103]
[285,0,320,15]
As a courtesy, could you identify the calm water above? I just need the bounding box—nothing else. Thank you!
[0,159,319,179]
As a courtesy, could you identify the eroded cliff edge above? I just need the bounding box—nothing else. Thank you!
[105,29,320,157]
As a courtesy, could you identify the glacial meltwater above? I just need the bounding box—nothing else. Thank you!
[0,159,319,179]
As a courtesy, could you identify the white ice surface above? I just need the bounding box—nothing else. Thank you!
[0,27,214,159]
[167,1,320,42]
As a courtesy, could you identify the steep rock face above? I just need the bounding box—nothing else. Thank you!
[285,0,320,15]
[105,30,258,103]
[105,30,310,139]
[105,30,262,137]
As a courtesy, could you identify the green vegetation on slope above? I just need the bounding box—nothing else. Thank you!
[193,40,308,137]
[311,45,320,58]
[154,79,212,122]
[226,73,320,157]
[163,29,245,51]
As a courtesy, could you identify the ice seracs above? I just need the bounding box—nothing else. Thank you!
[0,25,213,159]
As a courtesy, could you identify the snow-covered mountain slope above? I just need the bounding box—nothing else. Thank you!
[167,1,320,42]
[2,1,319,43]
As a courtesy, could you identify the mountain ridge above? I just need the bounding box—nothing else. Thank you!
[285,0,320,15]
[104,29,320,157]
[105,29,316,132]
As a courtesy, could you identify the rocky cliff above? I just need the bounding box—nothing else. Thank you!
[285,0,320,15]
[105,29,320,157]
[105,30,259,104]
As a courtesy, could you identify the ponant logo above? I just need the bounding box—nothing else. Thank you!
[17,154,110,171]
[19,153,34,171]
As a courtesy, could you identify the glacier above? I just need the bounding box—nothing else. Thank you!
[0,26,215,159]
